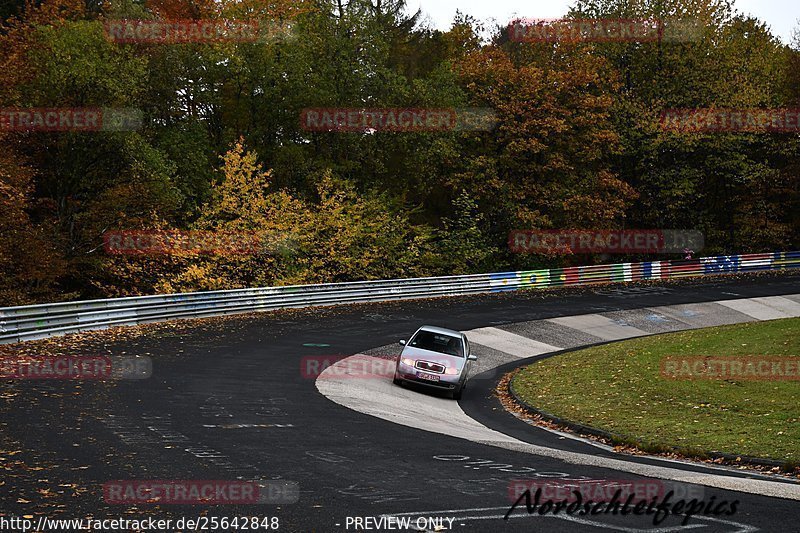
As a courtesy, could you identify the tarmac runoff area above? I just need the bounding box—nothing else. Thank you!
[316,294,800,502]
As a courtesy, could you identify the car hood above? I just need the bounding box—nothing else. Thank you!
[401,346,465,369]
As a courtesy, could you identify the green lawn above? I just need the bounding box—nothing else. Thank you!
[512,318,800,465]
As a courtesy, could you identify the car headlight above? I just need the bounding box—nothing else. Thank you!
[401,358,415,367]
[445,367,459,375]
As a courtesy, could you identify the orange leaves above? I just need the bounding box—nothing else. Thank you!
[453,41,633,230]
[142,0,315,21]
[19,0,85,25]
[0,133,67,305]
[217,0,314,20]
[144,0,218,20]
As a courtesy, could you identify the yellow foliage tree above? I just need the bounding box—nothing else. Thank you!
[159,138,430,292]
[158,138,306,292]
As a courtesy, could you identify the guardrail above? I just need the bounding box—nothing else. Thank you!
[1,251,798,344]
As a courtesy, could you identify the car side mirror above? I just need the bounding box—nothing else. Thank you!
[399,340,406,346]
[467,355,477,361]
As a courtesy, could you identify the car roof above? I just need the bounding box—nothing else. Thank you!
[417,325,465,339]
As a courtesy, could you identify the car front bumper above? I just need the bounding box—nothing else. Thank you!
[397,362,462,390]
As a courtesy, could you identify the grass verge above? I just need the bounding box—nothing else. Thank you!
[512,318,800,465]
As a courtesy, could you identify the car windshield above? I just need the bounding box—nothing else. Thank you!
[409,331,464,357]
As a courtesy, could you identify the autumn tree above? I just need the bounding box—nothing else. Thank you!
[0,134,67,304]
[454,38,637,267]
[159,139,307,292]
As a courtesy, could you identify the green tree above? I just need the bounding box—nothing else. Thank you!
[430,191,497,275]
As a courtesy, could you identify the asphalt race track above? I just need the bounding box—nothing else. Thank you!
[2,273,799,532]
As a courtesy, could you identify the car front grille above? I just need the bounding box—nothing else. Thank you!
[415,360,445,374]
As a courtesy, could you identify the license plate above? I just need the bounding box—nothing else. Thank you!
[417,371,440,382]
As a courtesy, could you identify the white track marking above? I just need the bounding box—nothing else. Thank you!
[750,296,800,316]
[716,298,795,320]
[546,314,647,341]
[466,327,561,358]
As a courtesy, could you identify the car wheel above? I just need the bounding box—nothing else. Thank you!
[452,384,463,400]
[393,371,402,386]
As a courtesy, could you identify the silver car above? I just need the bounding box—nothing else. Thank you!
[392,325,477,400]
